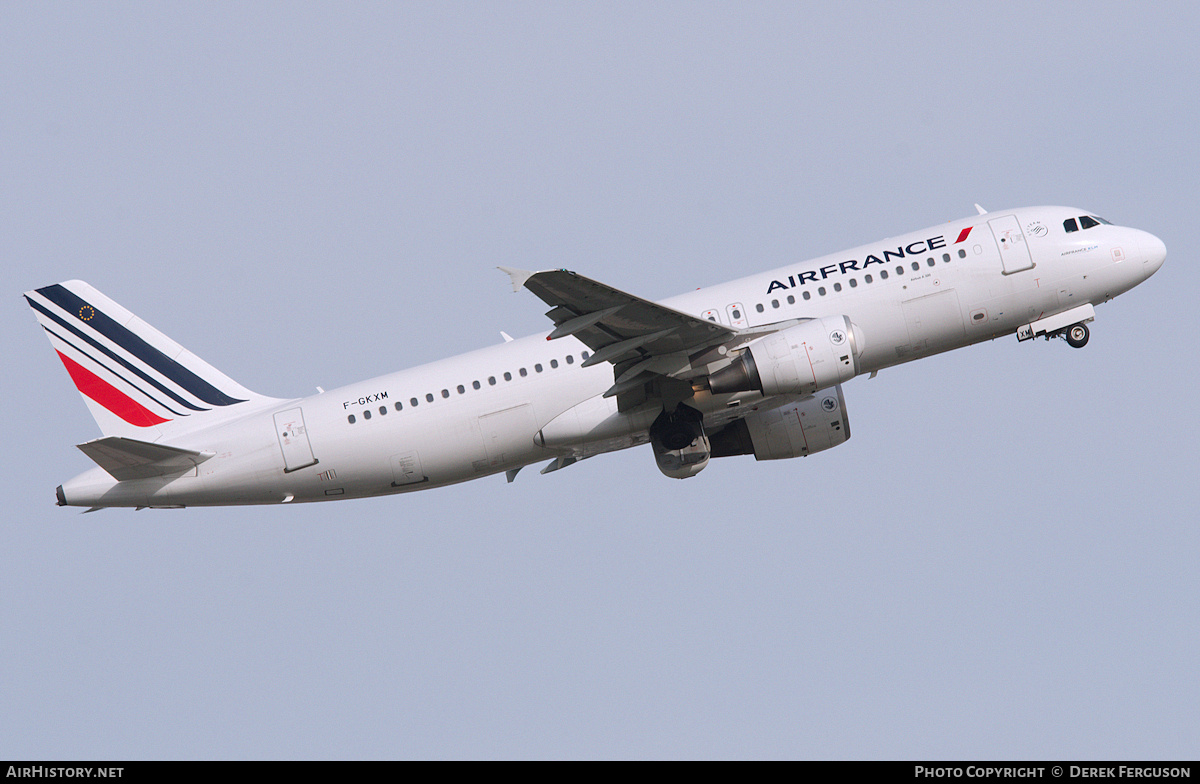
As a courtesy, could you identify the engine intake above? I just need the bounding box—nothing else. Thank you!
[649,404,710,479]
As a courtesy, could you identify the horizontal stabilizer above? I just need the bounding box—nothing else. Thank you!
[77,436,214,481]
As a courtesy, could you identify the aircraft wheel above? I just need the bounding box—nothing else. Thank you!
[1065,323,1090,349]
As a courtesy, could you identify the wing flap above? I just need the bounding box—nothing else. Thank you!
[77,436,215,481]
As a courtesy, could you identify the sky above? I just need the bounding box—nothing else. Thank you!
[2,1,1196,760]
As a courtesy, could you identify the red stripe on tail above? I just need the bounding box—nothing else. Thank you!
[55,351,169,427]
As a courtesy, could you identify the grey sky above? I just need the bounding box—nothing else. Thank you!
[2,1,1196,759]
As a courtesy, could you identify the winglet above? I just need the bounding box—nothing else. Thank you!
[975,203,988,215]
[497,266,535,293]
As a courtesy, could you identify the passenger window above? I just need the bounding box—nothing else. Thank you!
[347,414,356,424]
[425,393,434,403]
[958,249,966,258]
[503,372,512,381]
[943,253,950,263]
[927,258,935,267]
[379,406,387,415]
[1064,218,1079,233]
[911,261,919,271]
[581,351,589,360]
[363,409,371,420]
[566,355,574,364]
[818,286,826,296]
[787,295,795,304]
[896,266,904,275]
[771,299,779,308]
[849,278,857,288]
[833,282,842,292]
[550,359,558,369]
[457,385,465,394]
[865,274,873,283]
[1079,215,1099,229]
[519,368,527,377]
[732,309,741,319]
[488,376,496,385]
[394,402,402,411]
[534,364,543,373]
[441,389,449,398]
[411,397,419,407]
[472,380,481,390]
[802,291,811,300]
[755,303,764,313]
[880,269,889,279]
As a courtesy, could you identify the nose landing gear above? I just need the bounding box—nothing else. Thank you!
[1064,322,1090,348]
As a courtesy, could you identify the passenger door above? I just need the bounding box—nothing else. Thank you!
[989,215,1035,274]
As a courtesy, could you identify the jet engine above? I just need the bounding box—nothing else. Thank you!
[708,315,863,397]
[710,385,850,461]
[649,404,710,479]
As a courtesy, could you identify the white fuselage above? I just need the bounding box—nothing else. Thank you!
[57,206,1165,508]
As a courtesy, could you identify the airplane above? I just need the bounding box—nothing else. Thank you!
[25,205,1165,510]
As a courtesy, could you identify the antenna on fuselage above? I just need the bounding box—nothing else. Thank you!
[975,203,988,215]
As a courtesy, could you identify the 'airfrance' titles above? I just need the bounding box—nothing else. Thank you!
[766,235,947,294]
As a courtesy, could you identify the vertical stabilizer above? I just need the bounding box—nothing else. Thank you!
[24,280,278,439]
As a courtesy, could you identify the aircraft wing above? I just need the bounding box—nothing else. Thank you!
[77,436,215,481]
[500,267,801,409]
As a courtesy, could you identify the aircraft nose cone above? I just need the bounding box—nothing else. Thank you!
[1142,232,1166,280]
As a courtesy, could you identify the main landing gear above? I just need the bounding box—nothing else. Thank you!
[1063,322,1090,349]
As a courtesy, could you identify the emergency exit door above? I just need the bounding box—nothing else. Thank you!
[274,407,318,473]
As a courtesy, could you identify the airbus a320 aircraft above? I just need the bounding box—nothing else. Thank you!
[26,205,1164,510]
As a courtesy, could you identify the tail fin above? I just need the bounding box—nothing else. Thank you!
[24,280,277,439]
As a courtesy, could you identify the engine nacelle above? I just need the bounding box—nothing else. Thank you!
[710,385,850,460]
[649,404,711,479]
[708,316,863,397]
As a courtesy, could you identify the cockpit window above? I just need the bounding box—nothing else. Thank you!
[1066,215,1110,233]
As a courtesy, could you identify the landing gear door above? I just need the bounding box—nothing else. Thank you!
[989,215,1035,274]
[274,407,318,473]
